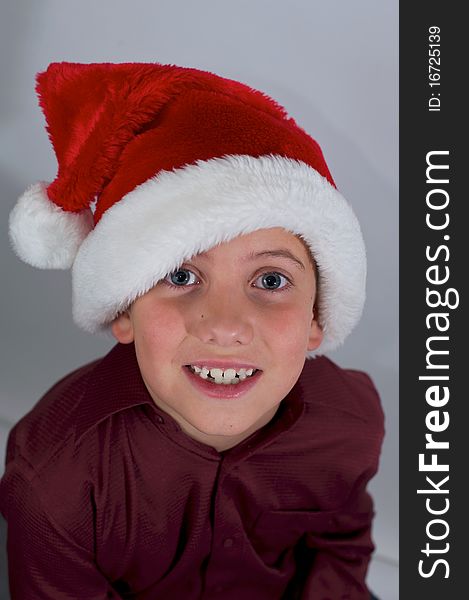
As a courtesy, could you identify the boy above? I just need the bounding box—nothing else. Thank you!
[1,62,384,599]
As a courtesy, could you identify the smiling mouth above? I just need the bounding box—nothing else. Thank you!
[184,365,261,385]
[182,364,263,399]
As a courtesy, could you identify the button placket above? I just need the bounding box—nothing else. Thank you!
[203,461,246,594]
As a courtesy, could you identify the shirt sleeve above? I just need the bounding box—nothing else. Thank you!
[0,462,122,600]
[298,478,376,600]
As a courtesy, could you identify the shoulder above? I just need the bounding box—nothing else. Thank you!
[0,343,151,547]
[299,355,384,430]
[4,355,102,474]
[0,357,104,542]
[3,342,152,489]
[265,356,386,509]
[294,355,385,476]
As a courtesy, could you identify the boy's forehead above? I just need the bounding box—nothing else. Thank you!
[196,227,307,256]
[193,227,316,271]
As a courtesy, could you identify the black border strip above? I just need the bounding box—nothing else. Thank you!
[400,3,465,596]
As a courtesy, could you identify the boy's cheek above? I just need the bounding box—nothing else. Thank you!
[133,312,189,366]
[133,301,184,337]
[275,311,324,357]
[260,304,313,342]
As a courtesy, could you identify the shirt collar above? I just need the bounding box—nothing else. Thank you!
[74,343,156,446]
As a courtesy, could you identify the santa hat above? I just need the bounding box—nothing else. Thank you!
[8,62,366,355]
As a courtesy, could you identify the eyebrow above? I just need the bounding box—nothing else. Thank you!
[247,249,306,271]
[196,248,306,271]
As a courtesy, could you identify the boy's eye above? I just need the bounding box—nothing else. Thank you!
[253,272,289,290]
[165,268,198,286]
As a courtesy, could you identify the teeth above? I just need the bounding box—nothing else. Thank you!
[188,364,258,385]
[223,368,237,380]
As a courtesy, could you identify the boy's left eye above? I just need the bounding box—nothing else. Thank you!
[253,272,289,290]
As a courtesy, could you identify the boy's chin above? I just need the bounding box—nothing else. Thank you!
[191,407,281,442]
[192,421,255,438]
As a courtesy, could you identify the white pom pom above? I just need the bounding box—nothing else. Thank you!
[8,182,94,269]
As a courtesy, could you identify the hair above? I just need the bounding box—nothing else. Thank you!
[295,234,321,323]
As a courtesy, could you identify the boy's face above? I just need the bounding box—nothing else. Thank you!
[111,227,323,451]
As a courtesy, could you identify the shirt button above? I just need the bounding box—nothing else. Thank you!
[155,415,164,424]
[223,537,234,548]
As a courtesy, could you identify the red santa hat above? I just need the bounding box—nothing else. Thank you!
[8,62,366,355]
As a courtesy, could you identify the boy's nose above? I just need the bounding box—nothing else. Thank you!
[188,294,254,347]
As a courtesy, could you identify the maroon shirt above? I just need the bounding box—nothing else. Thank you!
[0,342,384,599]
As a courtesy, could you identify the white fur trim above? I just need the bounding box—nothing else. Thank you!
[9,182,94,269]
[72,155,366,354]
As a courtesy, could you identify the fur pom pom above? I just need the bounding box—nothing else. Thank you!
[9,182,94,269]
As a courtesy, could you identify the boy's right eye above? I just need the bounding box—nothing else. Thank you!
[164,268,198,287]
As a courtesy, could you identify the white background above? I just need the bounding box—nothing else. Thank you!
[0,1,398,597]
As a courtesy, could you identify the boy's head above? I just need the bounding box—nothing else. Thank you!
[8,61,366,360]
[111,227,322,450]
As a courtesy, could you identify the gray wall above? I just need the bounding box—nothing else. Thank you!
[0,0,398,596]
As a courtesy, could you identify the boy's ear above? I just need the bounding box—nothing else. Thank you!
[307,305,323,352]
[111,311,134,344]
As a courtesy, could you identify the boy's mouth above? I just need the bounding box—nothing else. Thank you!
[184,365,260,385]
